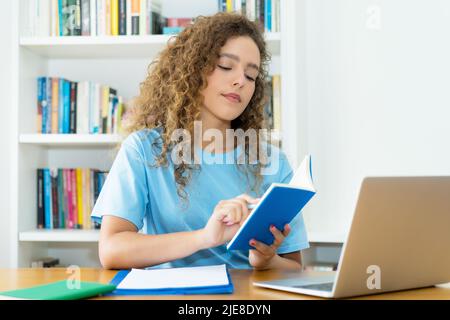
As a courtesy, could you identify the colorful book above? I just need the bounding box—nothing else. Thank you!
[76,168,84,229]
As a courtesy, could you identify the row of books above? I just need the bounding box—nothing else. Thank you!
[37,77,126,134]
[218,0,281,33]
[264,75,281,131]
[37,168,108,230]
[24,0,281,38]
[24,0,166,37]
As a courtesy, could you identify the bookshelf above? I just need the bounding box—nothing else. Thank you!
[11,0,305,268]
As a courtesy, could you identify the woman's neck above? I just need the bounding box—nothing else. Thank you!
[199,111,234,153]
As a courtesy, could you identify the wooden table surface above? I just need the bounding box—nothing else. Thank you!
[1,268,450,300]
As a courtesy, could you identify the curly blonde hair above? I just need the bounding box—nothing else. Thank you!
[122,12,271,202]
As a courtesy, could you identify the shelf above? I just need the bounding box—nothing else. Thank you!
[19,229,100,242]
[308,232,345,244]
[19,33,281,58]
[19,134,122,147]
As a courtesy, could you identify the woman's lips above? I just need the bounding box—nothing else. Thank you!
[222,94,241,103]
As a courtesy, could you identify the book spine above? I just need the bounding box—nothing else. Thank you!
[58,78,64,133]
[58,0,64,36]
[70,81,77,133]
[131,0,139,35]
[50,168,59,229]
[126,0,131,35]
[118,0,126,35]
[37,77,43,134]
[64,168,72,229]
[111,0,119,35]
[258,0,265,32]
[235,0,242,14]
[81,0,90,35]
[139,0,146,35]
[90,0,97,36]
[101,86,109,133]
[39,0,51,36]
[61,0,70,36]
[245,0,254,21]
[265,0,271,32]
[45,77,52,133]
[57,168,65,228]
[87,169,94,229]
[108,88,117,134]
[272,75,281,131]
[76,81,86,133]
[43,168,53,229]
[272,0,279,32]
[63,79,71,133]
[226,0,233,12]
[76,168,83,229]
[42,77,49,133]
[52,0,60,36]
[51,78,59,133]
[37,169,45,229]
[75,0,82,35]
[105,0,111,35]
[71,168,79,229]
[97,0,105,35]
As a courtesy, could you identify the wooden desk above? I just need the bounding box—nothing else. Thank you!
[1,268,450,300]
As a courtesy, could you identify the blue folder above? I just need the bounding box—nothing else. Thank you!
[106,268,234,296]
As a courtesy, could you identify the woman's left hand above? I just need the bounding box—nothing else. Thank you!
[248,224,291,270]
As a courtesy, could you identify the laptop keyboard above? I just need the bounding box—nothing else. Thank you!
[292,282,334,292]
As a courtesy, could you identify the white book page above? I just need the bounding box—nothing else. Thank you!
[289,155,315,192]
[116,264,229,290]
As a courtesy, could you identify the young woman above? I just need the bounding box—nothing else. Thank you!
[91,12,309,270]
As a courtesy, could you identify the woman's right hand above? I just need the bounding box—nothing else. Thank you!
[200,194,260,249]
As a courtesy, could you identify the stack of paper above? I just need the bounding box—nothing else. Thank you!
[109,264,233,295]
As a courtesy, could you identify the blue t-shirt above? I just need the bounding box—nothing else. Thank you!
[91,128,309,269]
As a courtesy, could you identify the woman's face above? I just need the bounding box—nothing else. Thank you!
[200,36,261,125]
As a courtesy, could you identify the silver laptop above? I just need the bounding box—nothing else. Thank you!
[254,177,450,298]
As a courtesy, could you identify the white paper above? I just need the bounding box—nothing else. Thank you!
[116,264,229,290]
[289,154,315,192]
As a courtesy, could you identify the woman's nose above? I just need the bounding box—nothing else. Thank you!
[232,70,246,87]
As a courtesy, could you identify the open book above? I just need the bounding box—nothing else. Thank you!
[227,155,316,250]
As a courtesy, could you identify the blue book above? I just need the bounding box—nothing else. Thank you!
[227,155,316,250]
[107,264,233,296]
[63,80,71,134]
[37,77,44,133]
[162,26,184,35]
[265,0,272,32]
[46,77,52,133]
[58,78,65,133]
[43,168,53,229]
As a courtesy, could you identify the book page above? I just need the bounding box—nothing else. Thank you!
[289,155,315,191]
[116,264,229,290]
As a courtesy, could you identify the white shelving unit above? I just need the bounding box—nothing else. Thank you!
[11,0,304,268]
[19,133,121,146]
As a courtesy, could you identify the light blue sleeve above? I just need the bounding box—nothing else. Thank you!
[275,152,310,254]
[91,134,149,230]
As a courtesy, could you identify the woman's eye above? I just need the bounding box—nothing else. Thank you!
[218,65,256,82]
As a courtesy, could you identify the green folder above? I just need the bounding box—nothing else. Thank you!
[0,280,116,300]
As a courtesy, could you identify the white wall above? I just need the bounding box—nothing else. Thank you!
[301,0,450,238]
[0,0,14,267]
